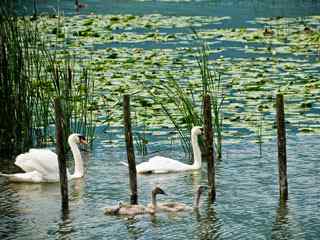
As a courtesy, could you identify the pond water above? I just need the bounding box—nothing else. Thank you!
[1,0,320,239]
[1,129,319,240]
[17,0,320,22]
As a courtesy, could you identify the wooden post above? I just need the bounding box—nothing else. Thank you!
[54,97,69,212]
[203,94,216,203]
[123,95,138,205]
[276,93,288,201]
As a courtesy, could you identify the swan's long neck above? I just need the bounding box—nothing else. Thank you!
[151,191,157,208]
[68,139,84,179]
[193,190,201,208]
[191,133,201,169]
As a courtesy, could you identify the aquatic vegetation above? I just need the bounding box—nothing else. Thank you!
[18,11,320,149]
[0,6,96,158]
[195,37,224,159]
[0,7,50,156]
[46,53,97,147]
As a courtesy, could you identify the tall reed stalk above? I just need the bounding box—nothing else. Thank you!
[0,4,96,158]
[146,36,224,159]
[195,36,224,159]
[0,5,47,156]
[44,50,96,149]
[148,76,202,158]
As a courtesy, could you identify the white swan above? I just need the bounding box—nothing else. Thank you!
[0,134,87,183]
[104,186,167,216]
[148,185,207,213]
[122,126,203,174]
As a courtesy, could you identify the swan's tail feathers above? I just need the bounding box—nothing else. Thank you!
[0,172,11,178]
[120,161,128,167]
[0,171,43,183]
[0,172,18,181]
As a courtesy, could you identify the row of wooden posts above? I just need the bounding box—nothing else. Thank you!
[54,93,288,213]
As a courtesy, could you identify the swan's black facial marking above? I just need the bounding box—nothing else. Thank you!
[154,186,167,195]
[199,127,204,134]
[198,185,207,194]
[78,135,87,144]
[158,188,167,195]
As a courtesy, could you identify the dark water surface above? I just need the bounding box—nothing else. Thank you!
[1,1,320,239]
[16,0,320,23]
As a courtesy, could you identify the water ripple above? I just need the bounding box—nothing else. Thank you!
[0,133,319,239]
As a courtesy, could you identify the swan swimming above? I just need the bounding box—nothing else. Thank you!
[0,134,87,183]
[148,185,207,213]
[104,186,167,216]
[122,126,203,174]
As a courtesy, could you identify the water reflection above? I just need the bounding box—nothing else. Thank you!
[271,201,291,240]
[0,182,61,240]
[0,178,86,240]
[1,132,319,239]
[70,178,85,202]
[196,206,222,240]
[56,211,74,240]
[9,182,60,204]
[149,213,160,226]
[124,217,145,240]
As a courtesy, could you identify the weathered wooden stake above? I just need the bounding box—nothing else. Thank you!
[276,93,288,201]
[203,94,216,203]
[54,97,69,212]
[123,95,138,205]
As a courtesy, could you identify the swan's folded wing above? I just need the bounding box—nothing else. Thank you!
[159,202,191,211]
[137,158,177,173]
[15,149,58,175]
[136,161,157,173]
[138,156,191,173]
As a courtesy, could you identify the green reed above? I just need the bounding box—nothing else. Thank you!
[0,5,46,156]
[148,76,202,157]
[42,46,97,149]
[0,4,96,158]
[195,37,224,159]
[145,36,224,159]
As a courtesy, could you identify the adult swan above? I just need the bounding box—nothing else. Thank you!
[0,134,87,183]
[123,126,203,174]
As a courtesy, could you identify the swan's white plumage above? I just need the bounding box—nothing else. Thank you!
[0,171,44,183]
[132,126,203,174]
[136,156,195,173]
[15,149,59,177]
[0,134,85,183]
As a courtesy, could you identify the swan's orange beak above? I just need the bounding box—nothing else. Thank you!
[79,135,88,144]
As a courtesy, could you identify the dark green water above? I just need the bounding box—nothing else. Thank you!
[1,0,320,239]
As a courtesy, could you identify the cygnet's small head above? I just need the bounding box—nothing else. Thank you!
[191,126,204,136]
[152,186,167,196]
[197,185,207,195]
[68,133,88,144]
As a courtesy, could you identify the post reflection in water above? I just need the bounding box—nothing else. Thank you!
[56,211,73,240]
[271,201,291,240]
[196,206,221,240]
[124,217,145,239]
